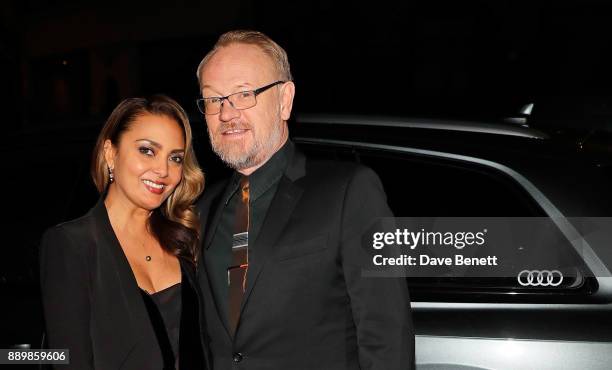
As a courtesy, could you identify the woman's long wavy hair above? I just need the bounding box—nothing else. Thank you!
[91,95,205,263]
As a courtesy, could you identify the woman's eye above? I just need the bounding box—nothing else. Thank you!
[139,147,154,156]
[170,155,184,164]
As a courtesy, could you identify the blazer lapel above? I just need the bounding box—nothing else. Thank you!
[179,260,212,370]
[90,197,161,365]
[238,175,303,317]
[200,179,235,340]
[203,179,233,251]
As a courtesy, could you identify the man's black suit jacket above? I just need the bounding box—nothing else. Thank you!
[197,146,415,370]
[39,197,211,370]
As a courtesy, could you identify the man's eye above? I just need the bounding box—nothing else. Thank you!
[209,97,221,104]
[240,91,253,98]
[139,147,154,156]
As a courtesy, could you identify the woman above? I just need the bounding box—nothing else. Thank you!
[39,96,210,370]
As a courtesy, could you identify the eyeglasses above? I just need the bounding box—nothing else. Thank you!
[196,80,285,115]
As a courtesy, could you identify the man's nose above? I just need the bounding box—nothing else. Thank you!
[219,98,240,122]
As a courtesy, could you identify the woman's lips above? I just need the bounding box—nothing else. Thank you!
[142,179,165,194]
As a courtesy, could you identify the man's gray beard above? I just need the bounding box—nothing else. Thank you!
[208,120,282,171]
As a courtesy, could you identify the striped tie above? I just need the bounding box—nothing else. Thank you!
[228,176,249,335]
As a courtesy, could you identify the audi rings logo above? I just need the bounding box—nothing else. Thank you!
[517,270,563,287]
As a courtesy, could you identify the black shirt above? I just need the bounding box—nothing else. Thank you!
[140,283,181,369]
[139,265,207,370]
[207,140,294,326]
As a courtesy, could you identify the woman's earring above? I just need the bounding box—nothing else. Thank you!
[108,166,114,183]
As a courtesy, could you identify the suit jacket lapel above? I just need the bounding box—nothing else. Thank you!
[90,197,160,365]
[199,179,235,339]
[179,260,212,370]
[205,145,307,336]
[238,174,303,318]
[203,179,233,251]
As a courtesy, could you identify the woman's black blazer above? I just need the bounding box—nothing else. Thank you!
[39,197,211,369]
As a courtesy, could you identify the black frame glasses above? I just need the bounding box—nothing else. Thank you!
[196,80,286,115]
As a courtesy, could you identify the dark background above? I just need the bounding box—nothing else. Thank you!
[3,0,612,130]
[1,0,611,351]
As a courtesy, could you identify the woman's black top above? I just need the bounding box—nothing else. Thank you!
[140,267,205,370]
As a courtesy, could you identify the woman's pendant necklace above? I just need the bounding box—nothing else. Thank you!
[142,235,152,262]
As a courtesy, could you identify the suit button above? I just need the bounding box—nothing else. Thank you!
[232,352,243,363]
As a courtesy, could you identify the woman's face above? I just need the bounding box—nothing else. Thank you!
[105,113,185,211]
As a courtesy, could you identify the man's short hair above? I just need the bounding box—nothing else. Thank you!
[196,30,293,88]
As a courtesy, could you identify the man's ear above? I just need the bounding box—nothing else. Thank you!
[103,139,116,169]
[280,81,295,121]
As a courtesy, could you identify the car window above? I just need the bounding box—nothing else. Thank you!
[299,142,597,302]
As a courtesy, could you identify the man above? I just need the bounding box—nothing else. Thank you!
[196,30,414,370]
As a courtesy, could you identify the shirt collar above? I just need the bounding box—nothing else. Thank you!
[226,140,293,203]
[248,140,293,201]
